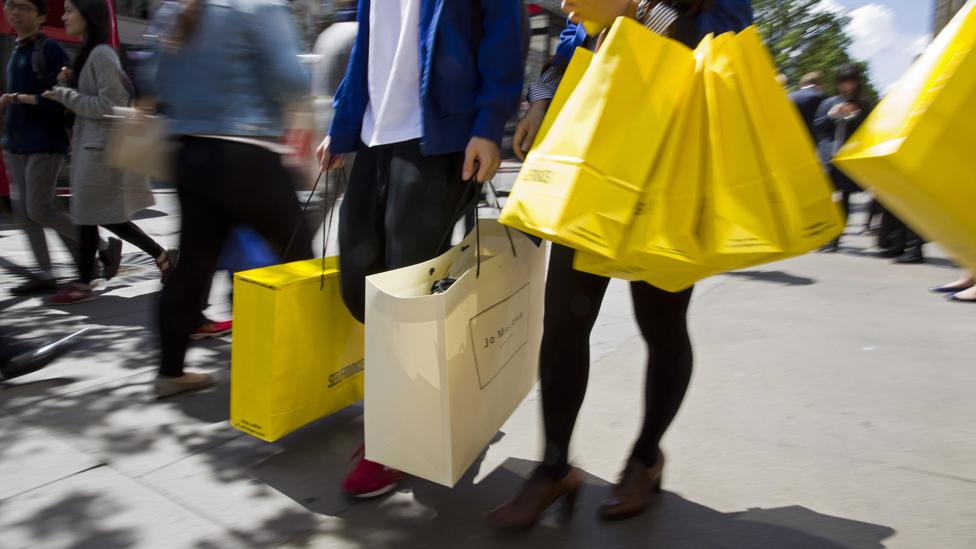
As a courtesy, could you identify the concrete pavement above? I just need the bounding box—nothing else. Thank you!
[0,188,974,549]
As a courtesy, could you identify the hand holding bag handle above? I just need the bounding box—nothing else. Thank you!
[434,180,519,281]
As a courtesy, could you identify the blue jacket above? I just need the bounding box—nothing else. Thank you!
[788,86,826,137]
[328,0,525,155]
[549,0,754,68]
[151,0,309,138]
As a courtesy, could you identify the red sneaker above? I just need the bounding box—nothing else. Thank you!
[343,446,404,499]
[189,319,232,340]
[48,282,96,305]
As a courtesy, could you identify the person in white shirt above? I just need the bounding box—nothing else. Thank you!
[316,0,525,499]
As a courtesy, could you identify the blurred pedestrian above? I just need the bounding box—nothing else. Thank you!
[311,0,357,139]
[789,71,825,137]
[149,0,313,398]
[876,202,925,263]
[317,0,525,499]
[486,0,753,531]
[1,0,120,295]
[43,0,171,304]
[814,64,873,252]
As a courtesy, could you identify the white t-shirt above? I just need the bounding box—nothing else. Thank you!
[361,0,424,147]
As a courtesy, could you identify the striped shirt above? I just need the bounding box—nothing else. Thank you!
[527,2,681,103]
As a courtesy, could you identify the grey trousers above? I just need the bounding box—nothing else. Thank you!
[4,152,79,276]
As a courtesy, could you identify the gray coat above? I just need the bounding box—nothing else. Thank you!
[52,45,154,225]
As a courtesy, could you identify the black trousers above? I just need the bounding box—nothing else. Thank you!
[338,140,476,323]
[540,244,694,476]
[79,222,164,284]
[878,207,923,253]
[158,137,313,377]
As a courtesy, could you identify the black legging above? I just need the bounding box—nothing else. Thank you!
[79,222,165,284]
[539,244,694,477]
[158,137,312,378]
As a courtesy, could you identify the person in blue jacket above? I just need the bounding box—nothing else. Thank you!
[316,0,525,499]
[487,0,753,530]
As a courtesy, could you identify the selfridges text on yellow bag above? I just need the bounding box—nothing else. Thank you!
[231,257,365,442]
[500,17,696,259]
[573,44,711,292]
[834,1,976,271]
[728,28,844,255]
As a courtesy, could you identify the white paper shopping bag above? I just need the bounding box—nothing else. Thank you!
[364,220,545,487]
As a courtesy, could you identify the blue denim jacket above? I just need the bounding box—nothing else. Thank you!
[150,0,309,137]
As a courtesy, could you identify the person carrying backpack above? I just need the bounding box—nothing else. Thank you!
[1,0,121,295]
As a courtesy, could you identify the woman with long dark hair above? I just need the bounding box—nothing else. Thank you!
[485,0,753,531]
[43,0,173,304]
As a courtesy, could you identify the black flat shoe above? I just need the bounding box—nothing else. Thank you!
[932,283,975,293]
[99,237,123,280]
[894,249,925,264]
[876,247,904,259]
[948,293,976,303]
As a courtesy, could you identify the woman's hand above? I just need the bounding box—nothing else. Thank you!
[562,0,636,27]
[41,89,60,102]
[513,100,550,161]
[57,66,73,84]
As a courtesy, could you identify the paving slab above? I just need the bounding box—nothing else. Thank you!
[0,411,102,501]
[0,466,237,549]
[10,369,240,478]
[140,435,329,549]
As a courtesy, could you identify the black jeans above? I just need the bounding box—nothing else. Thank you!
[539,244,694,477]
[338,139,476,323]
[78,222,164,284]
[878,207,924,253]
[158,137,313,377]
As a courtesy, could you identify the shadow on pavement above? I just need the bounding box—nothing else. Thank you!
[254,423,896,549]
[727,270,817,287]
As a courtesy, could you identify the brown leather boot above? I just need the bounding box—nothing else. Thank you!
[484,468,581,531]
[598,451,665,521]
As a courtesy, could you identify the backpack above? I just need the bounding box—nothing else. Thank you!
[28,34,76,128]
[30,33,53,82]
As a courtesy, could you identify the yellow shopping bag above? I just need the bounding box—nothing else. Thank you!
[700,33,786,263]
[728,28,844,255]
[576,29,843,291]
[532,48,594,148]
[500,16,696,258]
[231,257,364,442]
[834,1,976,271]
[574,44,711,292]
